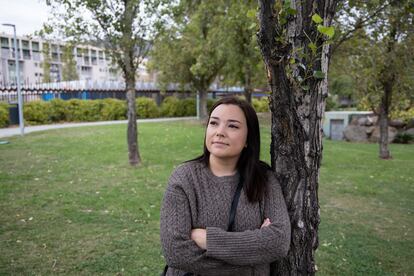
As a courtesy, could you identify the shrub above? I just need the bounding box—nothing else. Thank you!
[252,97,269,113]
[161,96,181,117]
[101,98,127,120]
[24,101,51,125]
[391,107,414,123]
[181,98,196,116]
[136,97,159,118]
[394,133,414,144]
[0,102,9,127]
[49,99,67,122]
[326,95,339,111]
[65,99,103,122]
[207,98,217,113]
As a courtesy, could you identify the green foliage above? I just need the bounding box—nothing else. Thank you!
[49,99,68,122]
[391,107,414,123]
[41,42,51,83]
[150,1,226,117]
[325,95,339,111]
[207,98,217,113]
[61,43,78,81]
[394,133,414,144]
[136,97,159,119]
[101,98,127,121]
[0,102,9,127]
[23,101,51,125]
[159,97,197,117]
[252,98,270,113]
[160,97,181,117]
[180,98,196,116]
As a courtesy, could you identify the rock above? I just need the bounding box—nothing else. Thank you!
[349,117,359,125]
[389,119,406,129]
[343,125,369,142]
[357,117,368,126]
[368,126,398,143]
[405,128,414,136]
[406,119,414,129]
[366,116,377,126]
[366,126,375,135]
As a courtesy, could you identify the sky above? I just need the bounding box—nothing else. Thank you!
[0,0,49,36]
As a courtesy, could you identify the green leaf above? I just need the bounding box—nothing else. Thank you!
[312,13,323,24]
[317,25,335,39]
[289,58,296,64]
[286,8,297,15]
[301,85,310,91]
[246,9,256,19]
[313,70,325,79]
[308,42,317,54]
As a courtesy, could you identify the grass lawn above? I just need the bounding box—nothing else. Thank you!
[0,119,413,275]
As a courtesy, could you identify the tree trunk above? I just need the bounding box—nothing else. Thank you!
[244,68,253,103]
[378,105,390,159]
[198,90,208,120]
[126,80,141,166]
[257,1,337,275]
[378,25,396,160]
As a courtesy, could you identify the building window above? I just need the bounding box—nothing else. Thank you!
[23,49,31,60]
[22,40,30,49]
[1,37,9,49]
[32,41,40,54]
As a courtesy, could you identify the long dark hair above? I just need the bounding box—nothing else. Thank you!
[193,96,270,203]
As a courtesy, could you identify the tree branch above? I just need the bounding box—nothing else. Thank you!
[331,0,399,55]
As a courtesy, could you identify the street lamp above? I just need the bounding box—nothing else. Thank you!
[2,23,24,136]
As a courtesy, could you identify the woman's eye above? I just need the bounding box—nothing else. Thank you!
[209,121,218,126]
[229,124,239,129]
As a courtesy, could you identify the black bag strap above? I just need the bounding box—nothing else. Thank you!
[227,175,244,232]
[163,175,244,276]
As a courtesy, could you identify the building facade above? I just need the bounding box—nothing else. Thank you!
[0,33,155,87]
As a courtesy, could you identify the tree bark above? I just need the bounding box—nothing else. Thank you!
[257,0,337,275]
[198,89,208,120]
[126,80,141,166]
[378,24,397,159]
[244,68,253,103]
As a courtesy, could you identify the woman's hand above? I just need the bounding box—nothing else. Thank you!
[191,228,207,250]
[261,218,272,228]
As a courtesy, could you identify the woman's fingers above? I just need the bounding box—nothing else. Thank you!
[260,218,272,228]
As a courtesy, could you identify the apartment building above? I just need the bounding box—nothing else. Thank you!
[0,33,155,87]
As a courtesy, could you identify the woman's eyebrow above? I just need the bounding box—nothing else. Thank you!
[210,117,241,124]
[228,119,241,123]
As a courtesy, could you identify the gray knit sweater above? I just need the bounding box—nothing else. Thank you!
[160,161,291,276]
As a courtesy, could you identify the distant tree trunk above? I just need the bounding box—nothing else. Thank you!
[122,0,141,166]
[378,25,397,160]
[126,81,141,166]
[257,0,338,275]
[198,89,208,120]
[244,68,253,103]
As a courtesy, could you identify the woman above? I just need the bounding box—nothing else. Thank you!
[160,97,291,275]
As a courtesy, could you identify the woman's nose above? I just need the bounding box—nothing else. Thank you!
[215,124,225,137]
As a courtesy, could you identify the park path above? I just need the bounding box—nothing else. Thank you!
[0,117,197,139]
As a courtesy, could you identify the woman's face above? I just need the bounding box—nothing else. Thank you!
[206,104,248,161]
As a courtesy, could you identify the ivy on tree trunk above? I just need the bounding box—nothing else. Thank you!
[257,0,338,274]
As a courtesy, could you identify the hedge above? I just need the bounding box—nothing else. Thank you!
[136,97,159,118]
[0,102,9,128]
[2,96,273,127]
[252,97,270,113]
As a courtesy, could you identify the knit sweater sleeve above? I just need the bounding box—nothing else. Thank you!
[205,172,291,266]
[160,166,245,274]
